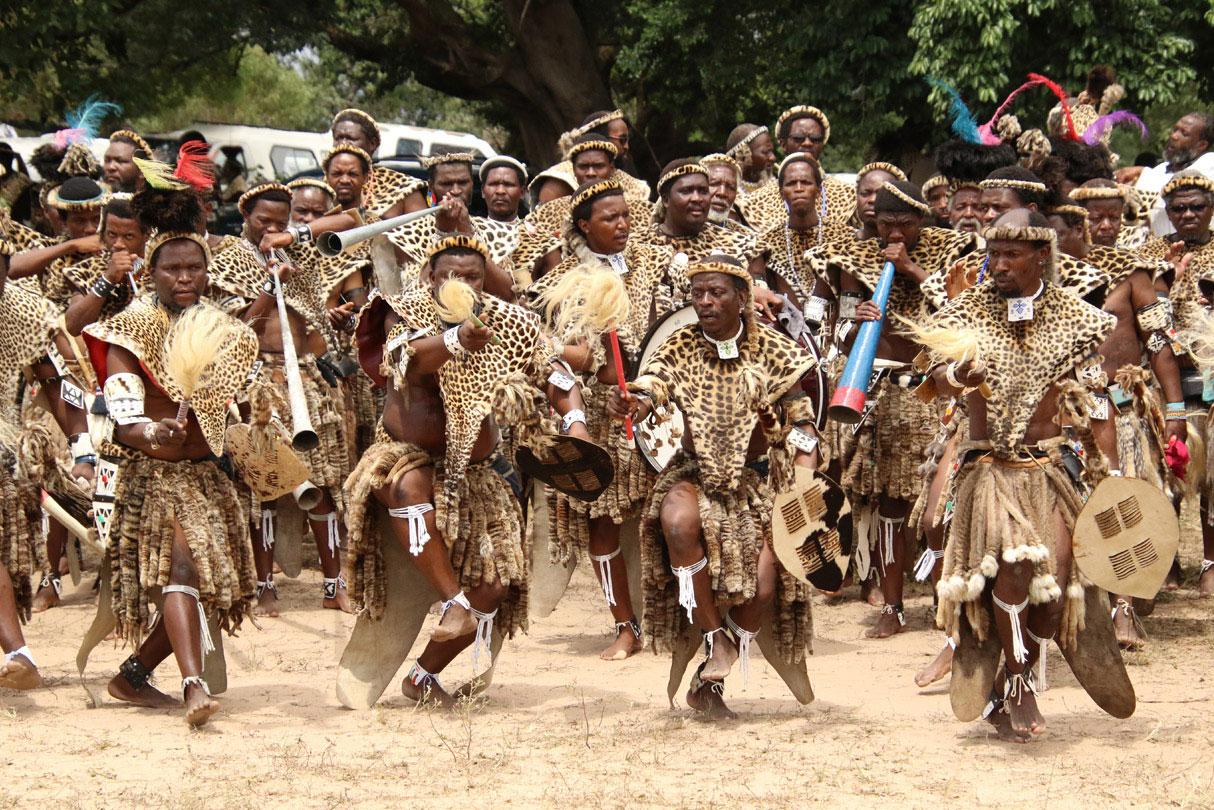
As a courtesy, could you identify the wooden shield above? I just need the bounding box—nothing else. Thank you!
[225,423,312,503]
[771,466,852,591]
[515,435,614,503]
[336,508,435,709]
[1073,476,1178,599]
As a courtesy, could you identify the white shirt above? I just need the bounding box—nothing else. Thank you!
[1136,152,1214,235]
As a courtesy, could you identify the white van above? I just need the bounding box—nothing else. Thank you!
[150,124,332,183]
[374,124,496,159]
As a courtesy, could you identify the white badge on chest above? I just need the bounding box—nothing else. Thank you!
[703,322,743,360]
[1006,281,1044,322]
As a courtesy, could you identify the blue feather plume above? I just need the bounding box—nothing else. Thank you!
[61,95,123,143]
[926,78,982,144]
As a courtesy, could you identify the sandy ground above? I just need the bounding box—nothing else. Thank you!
[3,516,1212,810]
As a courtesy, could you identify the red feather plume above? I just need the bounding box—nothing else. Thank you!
[174,142,215,192]
[983,77,1047,128]
[1028,72,1078,140]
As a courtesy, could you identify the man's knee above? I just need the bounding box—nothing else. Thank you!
[660,510,701,556]
[392,466,434,506]
[170,558,197,586]
[755,565,778,608]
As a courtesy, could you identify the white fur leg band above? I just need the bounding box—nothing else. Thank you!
[1026,627,1049,691]
[470,607,497,671]
[914,548,945,581]
[590,547,621,606]
[672,557,708,622]
[4,645,34,667]
[388,504,435,556]
[725,612,757,690]
[260,509,276,551]
[877,514,904,569]
[163,584,215,658]
[992,593,1030,664]
[308,510,340,556]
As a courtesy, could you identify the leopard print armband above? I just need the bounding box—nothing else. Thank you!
[1136,299,1174,355]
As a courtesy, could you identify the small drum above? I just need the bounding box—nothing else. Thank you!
[633,305,699,473]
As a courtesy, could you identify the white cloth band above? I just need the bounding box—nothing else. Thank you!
[913,547,944,582]
[548,367,576,392]
[308,510,340,556]
[672,557,708,622]
[388,504,435,556]
[4,645,34,667]
[1026,626,1049,691]
[590,547,621,606]
[877,514,904,569]
[470,607,497,671]
[163,584,215,659]
[788,427,818,454]
[69,432,95,460]
[260,509,276,551]
[725,612,757,690]
[181,675,211,699]
[992,593,1030,664]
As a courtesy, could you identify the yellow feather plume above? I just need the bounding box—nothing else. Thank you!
[536,264,630,344]
[435,279,477,324]
[1178,304,1214,378]
[895,314,983,365]
[164,303,247,398]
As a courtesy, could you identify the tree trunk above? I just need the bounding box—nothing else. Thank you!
[327,0,614,168]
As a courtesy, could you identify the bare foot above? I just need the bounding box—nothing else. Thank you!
[1112,600,1144,650]
[861,575,884,608]
[987,707,1030,743]
[184,683,219,727]
[402,672,458,708]
[686,677,737,720]
[699,631,738,681]
[864,605,906,639]
[914,641,953,687]
[107,673,179,708]
[1200,563,1214,598]
[1163,557,1182,591]
[322,586,354,614]
[431,601,477,642]
[0,654,42,691]
[31,576,60,613]
[253,584,279,618]
[1006,679,1045,736]
[600,624,643,661]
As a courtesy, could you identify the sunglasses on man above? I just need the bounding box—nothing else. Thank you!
[787,133,826,145]
[1168,202,1209,215]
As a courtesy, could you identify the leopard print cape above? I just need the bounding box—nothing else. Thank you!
[927,281,1116,456]
[363,167,425,219]
[374,288,558,533]
[83,294,258,456]
[631,316,815,492]
[925,248,1108,313]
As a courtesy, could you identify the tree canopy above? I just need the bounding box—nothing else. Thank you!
[3,0,1211,176]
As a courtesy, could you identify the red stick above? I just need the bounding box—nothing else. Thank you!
[609,330,633,440]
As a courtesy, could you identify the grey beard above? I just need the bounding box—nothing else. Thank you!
[1165,145,1200,171]
[706,208,728,225]
[955,216,982,232]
